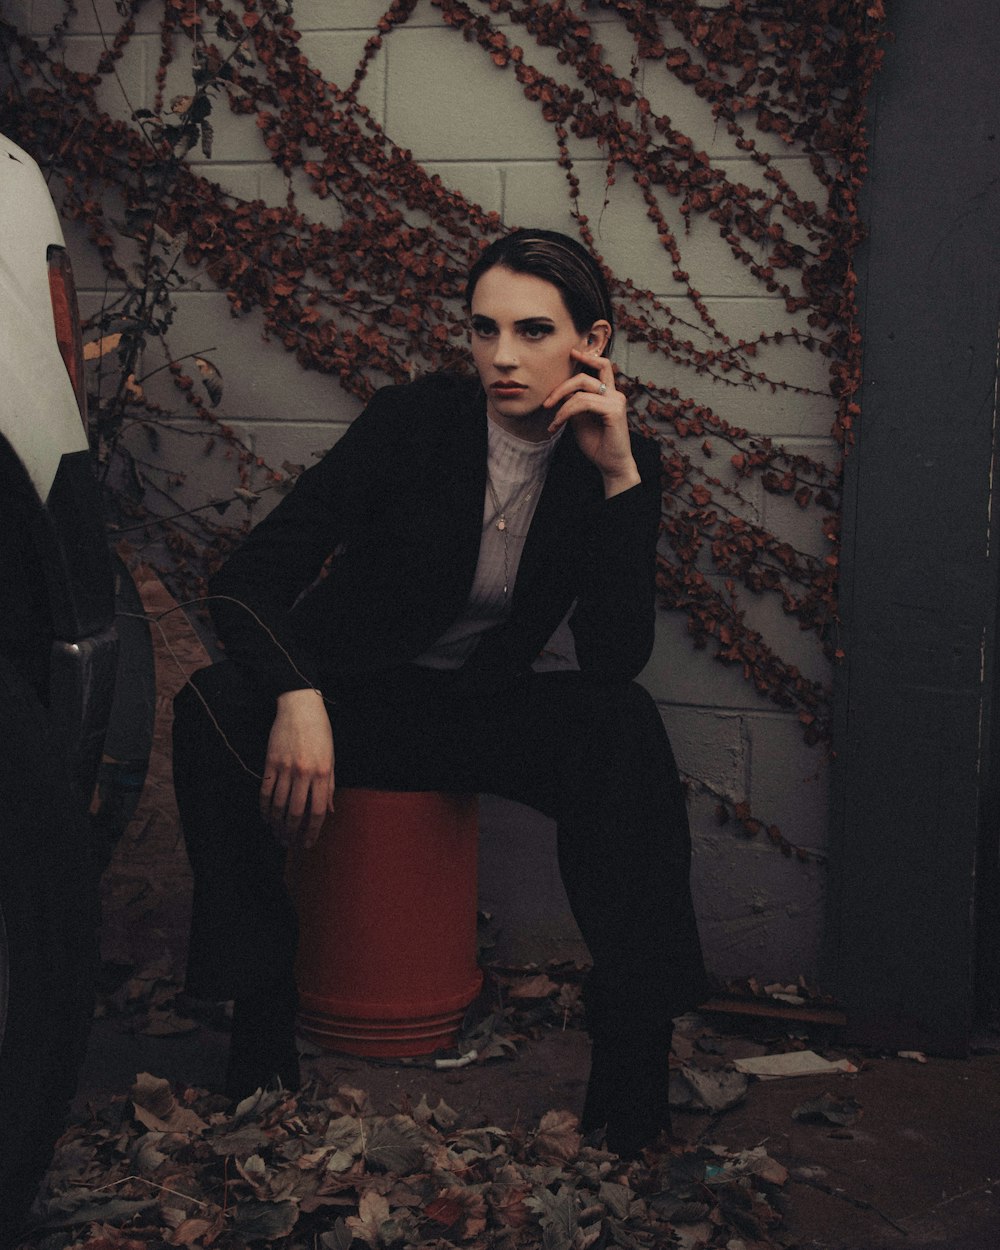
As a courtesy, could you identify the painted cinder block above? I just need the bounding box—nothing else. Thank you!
[53,34,147,126]
[504,152,826,304]
[65,207,136,293]
[422,162,505,220]
[115,418,261,520]
[257,164,348,233]
[5,0,31,31]
[641,608,773,712]
[246,418,358,485]
[737,591,833,691]
[660,705,747,797]
[291,0,406,30]
[501,157,822,302]
[502,160,688,293]
[747,713,830,852]
[296,29,387,124]
[184,162,265,206]
[154,50,274,165]
[28,0,163,35]
[623,296,833,439]
[759,436,841,559]
[385,28,555,162]
[690,828,826,981]
[102,292,357,425]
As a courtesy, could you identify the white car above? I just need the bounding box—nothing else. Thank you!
[0,132,153,1238]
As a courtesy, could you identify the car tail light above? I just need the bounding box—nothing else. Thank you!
[47,244,88,430]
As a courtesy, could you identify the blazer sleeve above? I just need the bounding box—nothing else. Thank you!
[568,432,662,682]
[207,387,398,696]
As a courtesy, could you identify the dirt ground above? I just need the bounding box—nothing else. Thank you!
[59,571,1000,1249]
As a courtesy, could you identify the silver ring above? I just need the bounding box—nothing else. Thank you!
[598,382,607,396]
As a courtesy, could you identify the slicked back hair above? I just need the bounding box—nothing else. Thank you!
[466,228,615,352]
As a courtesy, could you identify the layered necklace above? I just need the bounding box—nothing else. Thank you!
[485,474,535,600]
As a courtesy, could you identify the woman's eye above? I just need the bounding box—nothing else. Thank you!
[471,321,496,338]
[521,324,553,340]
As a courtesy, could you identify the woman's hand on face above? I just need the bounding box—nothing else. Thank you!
[261,687,335,849]
[543,349,641,497]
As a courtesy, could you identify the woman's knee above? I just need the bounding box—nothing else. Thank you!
[566,676,663,738]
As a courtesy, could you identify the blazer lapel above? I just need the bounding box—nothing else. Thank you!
[509,429,597,610]
[437,382,490,605]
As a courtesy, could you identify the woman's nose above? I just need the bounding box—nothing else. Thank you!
[493,332,519,367]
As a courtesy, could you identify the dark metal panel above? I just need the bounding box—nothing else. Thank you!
[828,1,1000,1054]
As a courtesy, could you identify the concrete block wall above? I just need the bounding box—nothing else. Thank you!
[9,0,838,983]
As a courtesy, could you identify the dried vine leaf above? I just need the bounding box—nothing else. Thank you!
[83,332,122,360]
[195,355,223,406]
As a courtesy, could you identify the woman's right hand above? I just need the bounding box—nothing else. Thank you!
[260,687,335,848]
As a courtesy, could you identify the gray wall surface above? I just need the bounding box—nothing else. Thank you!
[8,0,840,982]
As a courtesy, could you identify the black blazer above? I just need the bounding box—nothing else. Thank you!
[209,373,663,697]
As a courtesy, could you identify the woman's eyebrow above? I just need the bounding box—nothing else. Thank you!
[470,314,556,328]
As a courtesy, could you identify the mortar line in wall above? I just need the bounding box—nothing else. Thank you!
[654,698,813,721]
[742,709,753,800]
[646,293,815,302]
[222,420,357,427]
[381,20,389,130]
[750,435,839,448]
[409,154,814,165]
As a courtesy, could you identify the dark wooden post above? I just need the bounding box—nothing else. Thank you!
[828,2,1000,1054]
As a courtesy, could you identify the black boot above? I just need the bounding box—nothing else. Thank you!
[581,1026,674,1158]
[225,985,301,1102]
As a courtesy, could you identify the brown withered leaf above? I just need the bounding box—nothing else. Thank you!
[230,1198,299,1242]
[346,1189,392,1246]
[328,1083,370,1115]
[487,1166,533,1228]
[364,1115,426,1174]
[194,355,223,406]
[533,1109,581,1163]
[426,1184,487,1239]
[163,1212,225,1246]
[507,973,559,999]
[83,332,123,360]
[131,1073,207,1134]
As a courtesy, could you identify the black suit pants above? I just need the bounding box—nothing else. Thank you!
[172,662,708,1035]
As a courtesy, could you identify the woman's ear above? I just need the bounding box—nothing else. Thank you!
[585,319,612,355]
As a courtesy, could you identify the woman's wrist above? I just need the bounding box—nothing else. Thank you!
[601,462,642,498]
[276,686,325,708]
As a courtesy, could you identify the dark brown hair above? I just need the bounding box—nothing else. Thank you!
[466,228,615,351]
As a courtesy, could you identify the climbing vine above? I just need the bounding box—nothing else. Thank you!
[0,0,886,857]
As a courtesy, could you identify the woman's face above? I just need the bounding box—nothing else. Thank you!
[469,265,604,441]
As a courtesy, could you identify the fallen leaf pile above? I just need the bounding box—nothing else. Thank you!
[19,1074,787,1249]
[718,977,838,1012]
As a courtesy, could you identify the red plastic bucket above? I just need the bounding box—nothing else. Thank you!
[287,789,481,1057]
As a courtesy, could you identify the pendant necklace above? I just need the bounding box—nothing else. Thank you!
[486,474,534,600]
